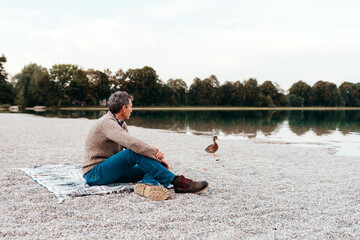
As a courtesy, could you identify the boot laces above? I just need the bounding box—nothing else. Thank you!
[179,175,193,191]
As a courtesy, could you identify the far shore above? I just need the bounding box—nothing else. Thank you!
[1,106,360,114]
[2,104,360,112]
[59,106,360,111]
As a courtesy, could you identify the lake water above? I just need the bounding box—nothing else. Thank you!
[3,109,360,157]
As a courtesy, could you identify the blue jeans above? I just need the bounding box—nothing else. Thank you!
[84,149,176,187]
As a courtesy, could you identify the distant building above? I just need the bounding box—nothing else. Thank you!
[100,99,107,106]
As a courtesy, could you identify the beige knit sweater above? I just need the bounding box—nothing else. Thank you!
[82,111,160,175]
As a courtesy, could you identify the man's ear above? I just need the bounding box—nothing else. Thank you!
[121,105,127,112]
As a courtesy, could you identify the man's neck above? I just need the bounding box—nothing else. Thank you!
[114,112,124,122]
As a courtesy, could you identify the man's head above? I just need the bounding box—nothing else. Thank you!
[108,91,133,120]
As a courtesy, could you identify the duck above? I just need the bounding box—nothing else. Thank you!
[205,136,219,156]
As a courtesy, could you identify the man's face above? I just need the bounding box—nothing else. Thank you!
[122,100,133,120]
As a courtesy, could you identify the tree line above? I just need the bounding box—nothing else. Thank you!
[1,54,360,107]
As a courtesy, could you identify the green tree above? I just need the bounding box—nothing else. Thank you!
[14,83,25,106]
[28,70,57,106]
[0,54,8,83]
[13,63,49,106]
[277,93,289,107]
[87,69,112,104]
[258,81,288,107]
[219,81,245,106]
[66,69,90,105]
[233,81,246,106]
[158,81,175,106]
[126,66,161,106]
[258,94,274,107]
[259,81,278,106]
[167,78,188,105]
[0,54,14,104]
[354,83,360,107]
[111,68,128,92]
[339,82,360,107]
[312,80,341,106]
[49,64,79,106]
[288,94,304,107]
[243,78,259,106]
[220,81,236,106]
[289,81,316,106]
[188,75,220,106]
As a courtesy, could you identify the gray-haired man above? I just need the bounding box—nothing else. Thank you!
[82,91,208,201]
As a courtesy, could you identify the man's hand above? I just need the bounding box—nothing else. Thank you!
[155,147,170,170]
[155,147,165,160]
[160,158,171,170]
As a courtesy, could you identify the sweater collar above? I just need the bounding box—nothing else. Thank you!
[110,111,124,126]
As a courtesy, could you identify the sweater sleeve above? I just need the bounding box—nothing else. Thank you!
[101,118,160,162]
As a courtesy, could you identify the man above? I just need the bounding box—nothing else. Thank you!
[82,91,208,201]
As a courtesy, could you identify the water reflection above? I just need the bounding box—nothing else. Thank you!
[129,111,289,138]
[288,111,360,136]
[127,110,360,137]
[3,109,359,136]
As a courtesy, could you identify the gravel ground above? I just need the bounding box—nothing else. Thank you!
[0,113,359,239]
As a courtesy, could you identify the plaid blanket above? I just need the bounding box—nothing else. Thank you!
[19,164,134,203]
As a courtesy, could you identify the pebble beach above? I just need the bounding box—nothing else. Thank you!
[0,113,359,239]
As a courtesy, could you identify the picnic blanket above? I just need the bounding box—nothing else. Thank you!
[19,164,134,203]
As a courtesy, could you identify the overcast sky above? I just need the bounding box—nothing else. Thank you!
[1,0,360,90]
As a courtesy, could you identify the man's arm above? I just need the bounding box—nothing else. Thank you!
[102,118,161,162]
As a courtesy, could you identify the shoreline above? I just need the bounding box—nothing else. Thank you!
[2,106,360,112]
[62,106,360,111]
[0,113,359,239]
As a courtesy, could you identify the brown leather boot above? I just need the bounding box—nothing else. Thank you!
[172,175,209,194]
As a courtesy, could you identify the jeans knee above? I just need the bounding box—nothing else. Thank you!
[128,149,142,161]
[84,171,102,186]
[127,149,156,166]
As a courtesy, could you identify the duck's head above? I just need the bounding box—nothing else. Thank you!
[213,136,219,141]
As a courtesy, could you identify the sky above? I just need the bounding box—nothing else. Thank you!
[1,0,360,91]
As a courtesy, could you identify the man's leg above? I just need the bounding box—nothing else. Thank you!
[127,150,175,185]
[84,149,175,186]
[112,165,146,183]
[113,166,160,186]
[85,149,209,199]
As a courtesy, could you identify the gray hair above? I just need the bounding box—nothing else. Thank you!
[108,91,133,114]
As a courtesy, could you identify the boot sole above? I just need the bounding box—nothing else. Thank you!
[193,183,209,194]
[134,183,170,201]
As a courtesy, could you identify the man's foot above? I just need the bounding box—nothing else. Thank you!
[134,183,170,201]
[172,175,209,194]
